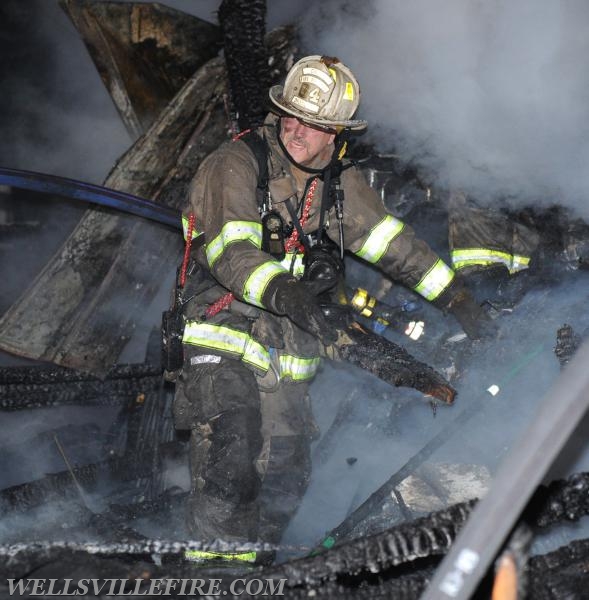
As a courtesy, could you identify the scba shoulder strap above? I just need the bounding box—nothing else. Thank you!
[235,130,270,215]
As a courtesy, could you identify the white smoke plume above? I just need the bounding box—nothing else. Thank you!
[300,0,589,217]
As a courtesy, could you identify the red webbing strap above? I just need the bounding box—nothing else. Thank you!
[232,128,252,142]
[284,177,318,253]
[179,213,195,288]
[205,292,235,318]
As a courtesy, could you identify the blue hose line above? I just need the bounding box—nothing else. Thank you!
[0,167,181,230]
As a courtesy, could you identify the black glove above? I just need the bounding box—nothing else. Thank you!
[446,288,498,341]
[267,277,337,345]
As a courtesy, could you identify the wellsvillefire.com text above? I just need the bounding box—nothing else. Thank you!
[7,577,287,596]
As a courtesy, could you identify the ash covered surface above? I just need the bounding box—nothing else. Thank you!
[1,1,589,598]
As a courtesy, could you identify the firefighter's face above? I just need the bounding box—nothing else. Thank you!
[280,117,336,166]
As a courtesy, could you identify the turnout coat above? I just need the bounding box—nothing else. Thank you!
[180,113,457,385]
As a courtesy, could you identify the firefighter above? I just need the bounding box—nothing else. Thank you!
[171,55,494,559]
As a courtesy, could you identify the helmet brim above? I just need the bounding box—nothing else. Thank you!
[269,85,367,131]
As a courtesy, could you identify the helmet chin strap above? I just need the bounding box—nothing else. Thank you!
[275,117,350,260]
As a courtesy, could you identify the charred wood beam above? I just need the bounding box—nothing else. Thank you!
[0,539,272,581]
[0,363,161,411]
[336,321,456,404]
[2,538,588,600]
[324,306,456,404]
[60,0,223,137]
[219,0,269,131]
[527,539,589,600]
[531,472,589,528]
[0,450,158,514]
[258,501,475,588]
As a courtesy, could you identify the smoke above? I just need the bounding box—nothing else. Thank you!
[299,0,589,217]
[0,1,131,184]
[285,275,589,555]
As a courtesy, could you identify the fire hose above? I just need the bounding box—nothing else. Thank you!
[0,167,180,229]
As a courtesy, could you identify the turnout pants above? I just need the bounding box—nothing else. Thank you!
[173,348,314,544]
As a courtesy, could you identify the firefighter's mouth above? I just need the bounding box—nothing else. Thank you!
[288,138,308,151]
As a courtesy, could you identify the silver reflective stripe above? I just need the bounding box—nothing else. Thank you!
[280,252,305,277]
[279,354,321,381]
[190,354,221,365]
[183,321,270,372]
[206,221,262,268]
[243,261,288,307]
[451,248,531,274]
[181,215,204,241]
[355,215,405,264]
[414,259,455,301]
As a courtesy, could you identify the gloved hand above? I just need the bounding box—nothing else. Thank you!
[268,277,338,345]
[446,288,498,341]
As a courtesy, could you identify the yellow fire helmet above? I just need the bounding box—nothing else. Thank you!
[269,55,367,131]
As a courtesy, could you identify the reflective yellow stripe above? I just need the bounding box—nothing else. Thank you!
[355,215,405,264]
[451,248,531,274]
[414,259,455,301]
[280,251,305,277]
[279,354,321,381]
[206,221,262,268]
[183,322,270,372]
[181,215,204,241]
[243,261,288,308]
[184,550,257,563]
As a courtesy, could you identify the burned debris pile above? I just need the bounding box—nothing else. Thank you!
[1,1,589,599]
[0,471,588,597]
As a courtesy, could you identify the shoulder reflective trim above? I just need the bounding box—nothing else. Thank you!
[243,261,289,308]
[183,322,270,372]
[184,549,257,563]
[279,354,321,381]
[206,221,262,268]
[451,248,531,274]
[354,215,405,264]
[414,258,455,301]
[280,251,305,277]
[181,214,204,242]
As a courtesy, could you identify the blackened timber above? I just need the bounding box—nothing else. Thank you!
[0,450,157,514]
[0,363,161,411]
[59,0,222,137]
[219,0,269,130]
[326,309,456,404]
[527,539,589,600]
[531,472,589,528]
[0,27,295,376]
[554,323,582,369]
[0,474,587,594]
